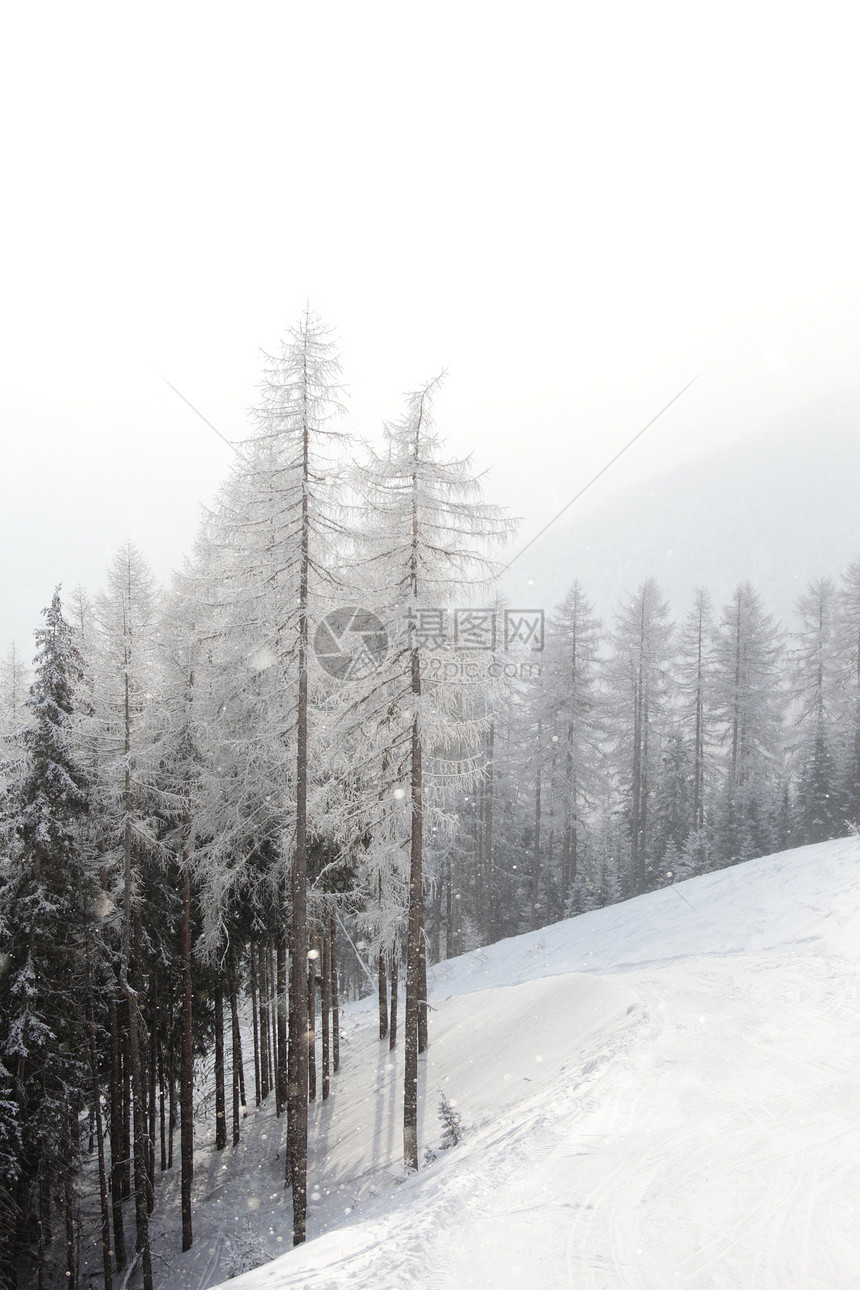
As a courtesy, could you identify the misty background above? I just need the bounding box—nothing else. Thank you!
[2,0,858,653]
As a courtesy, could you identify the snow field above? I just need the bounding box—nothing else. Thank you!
[147,839,860,1289]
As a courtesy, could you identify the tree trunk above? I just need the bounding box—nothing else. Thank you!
[474,774,485,929]
[108,993,127,1272]
[418,913,428,1055]
[64,1135,77,1290]
[330,910,340,1075]
[404,701,423,1171]
[180,829,194,1251]
[167,1034,176,1172]
[484,722,495,937]
[267,942,277,1099]
[533,736,542,926]
[321,922,331,1101]
[229,954,242,1146]
[121,1037,131,1202]
[250,941,262,1108]
[38,1170,50,1287]
[377,949,388,1040]
[128,999,153,1290]
[258,942,270,1102]
[389,941,398,1050]
[158,1036,166,1173]
[446,858,457,959]
[146,991,157,1212]
[214,985,227,1151]
[236,1022,247,1111]
[88,992,113,1290]
[276,927,288,1118]
[307,938,317,1103]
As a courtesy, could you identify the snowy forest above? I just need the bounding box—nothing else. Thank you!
[1,313,859,1290]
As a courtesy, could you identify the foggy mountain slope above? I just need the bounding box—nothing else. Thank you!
[505,392,860,623]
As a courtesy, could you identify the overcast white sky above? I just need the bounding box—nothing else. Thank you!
[2,0,859,654]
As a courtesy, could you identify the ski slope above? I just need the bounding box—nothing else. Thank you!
[147,839,860,1290]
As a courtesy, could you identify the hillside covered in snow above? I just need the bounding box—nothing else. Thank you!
[138,838,860,1290]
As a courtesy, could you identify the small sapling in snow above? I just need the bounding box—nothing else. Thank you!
[424,1092,464,1164]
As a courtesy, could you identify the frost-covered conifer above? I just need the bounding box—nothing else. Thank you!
[836,560,860,825]
[90,544,164,1288]
[676,589,718,835]
[202,310,347,1246]
[0,590,94,1288]
[648,730,695,882]
[712,582,785,863]
[605,579,673,893]
[0,646,29,742]
[0,646,30,899]
[349,375,514,1171]
[790,578,842,843]
[539,581,605,912]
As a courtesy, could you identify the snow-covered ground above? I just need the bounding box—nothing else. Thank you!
[140,838,860,1289]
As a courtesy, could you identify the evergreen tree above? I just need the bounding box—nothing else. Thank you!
[473,691,533,939]
[539,581,604,914]
[712,582,784,863]
[0,648,31,940]
[791,578,842,843]
[676,589,717,835]
[203,310,346,1245]
[137,572,206,1253]
[91,545,163,1289]
[649,729,694,879]
[606,579,673,893]
[836,559,860,825]
[350,374,513,1171]
[0,648,29,742]
[0,591,94,1289]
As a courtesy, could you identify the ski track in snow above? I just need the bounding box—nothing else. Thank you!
[414,949,860,1289]
[561,952,860,1290]
[115,839,860,1290]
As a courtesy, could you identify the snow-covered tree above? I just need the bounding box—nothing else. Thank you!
[538,580,604,913]
[676,589,718,837]
[648,728,695,873]
[836,559,860,825]
[0,646,29,739]
[90,544,164,1288]
[0,646,30,895]
[790,578,842,843]
[203,310,347,1245]
[606,579,673,894]
[0,591,94,1289]
[712,582,784,863]
[349,375,514,1171]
